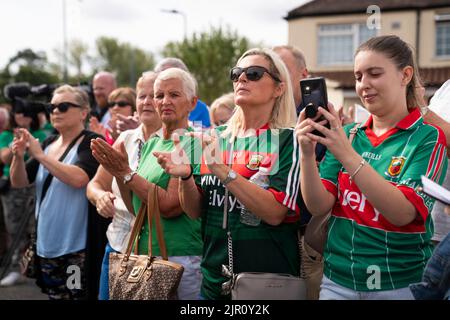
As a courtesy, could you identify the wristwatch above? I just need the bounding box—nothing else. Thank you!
[123,170,137,184]
[222,169,237,186]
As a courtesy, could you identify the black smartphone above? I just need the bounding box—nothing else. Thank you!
[300,77,329,137]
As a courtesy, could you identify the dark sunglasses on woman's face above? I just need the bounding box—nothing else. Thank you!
[47,102,82,113]
[109,101,130,108]
[230,66,281,83]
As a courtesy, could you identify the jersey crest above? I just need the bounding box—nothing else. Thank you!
[386,156,406,177]
[246,153,264,170]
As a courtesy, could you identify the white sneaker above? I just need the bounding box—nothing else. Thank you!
[0,271,25,287]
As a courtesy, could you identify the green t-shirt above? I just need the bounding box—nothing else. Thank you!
[319,109,448,291]
[194,126,301,300]
[132,129,202,257]
[0,129,48,177]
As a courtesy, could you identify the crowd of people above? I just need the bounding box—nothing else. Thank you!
[0,34,449,300]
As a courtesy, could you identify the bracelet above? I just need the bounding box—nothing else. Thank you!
[350,159,366,181]
[181,165,193,181]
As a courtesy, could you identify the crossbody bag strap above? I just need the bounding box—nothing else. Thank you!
[39,129,86,206]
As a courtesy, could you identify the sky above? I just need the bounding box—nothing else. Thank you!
[1,0,310,72]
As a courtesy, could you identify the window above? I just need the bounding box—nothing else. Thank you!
[318,23,377,66]
[436,14,450,57]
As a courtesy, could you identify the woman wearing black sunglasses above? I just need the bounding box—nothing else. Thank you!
[89,87,136,145]
[9,84,104,300]
[154,48,302,300]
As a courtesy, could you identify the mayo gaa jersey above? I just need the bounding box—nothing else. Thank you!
[319,108,448,291]
[193,125,301,300]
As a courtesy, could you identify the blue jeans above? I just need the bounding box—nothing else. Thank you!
[98,242,116,300]
[409,232,450,300]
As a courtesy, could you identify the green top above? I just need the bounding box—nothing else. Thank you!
[319,109,448,291]
[0,129,48,177]
[194,125,302,300]
[132,128,202,257]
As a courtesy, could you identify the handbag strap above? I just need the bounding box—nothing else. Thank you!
[147,183,168,260]
[123,183,168,260]
[124,199,147,257]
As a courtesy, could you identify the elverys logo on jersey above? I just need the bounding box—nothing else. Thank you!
[386,156,406,177]
[246,154,264,170]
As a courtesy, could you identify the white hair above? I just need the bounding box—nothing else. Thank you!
[155,68,197,99]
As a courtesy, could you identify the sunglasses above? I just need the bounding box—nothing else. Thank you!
[230,66,281,83]
[109,101,130,108]
[47,102,82,113]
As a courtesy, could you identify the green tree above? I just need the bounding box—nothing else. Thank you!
[95,37,155,87]
[162,26,252,105]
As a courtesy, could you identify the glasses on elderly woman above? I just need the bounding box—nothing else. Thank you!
[47,102,82,113]
[230,66,281,83]
[109,101,130,108]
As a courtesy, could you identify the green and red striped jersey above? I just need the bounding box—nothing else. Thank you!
[193,125,301,300]
[319,108,448,291]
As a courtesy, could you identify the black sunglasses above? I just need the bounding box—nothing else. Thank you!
[109,101,130,108]
[48,102,82,113]
[230,66,281,83]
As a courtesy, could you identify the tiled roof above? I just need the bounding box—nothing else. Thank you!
[286,0,450,20]
[310,67,450,89]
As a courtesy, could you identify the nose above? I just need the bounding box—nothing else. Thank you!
[144,95,154,105]
[237,70,248,83]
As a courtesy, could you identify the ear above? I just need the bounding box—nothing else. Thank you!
[81,109,89,122]
[273,81,285,99]
[401,66,414,87]
[189,96,198,112]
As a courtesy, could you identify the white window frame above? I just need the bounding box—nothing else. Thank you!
[317,22,377,66]
[435,14,450,59]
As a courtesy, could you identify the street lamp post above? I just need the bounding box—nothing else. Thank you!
[62,0,68,82]
[161,9,187,39]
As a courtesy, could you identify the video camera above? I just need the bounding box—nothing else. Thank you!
[3,82,95,118]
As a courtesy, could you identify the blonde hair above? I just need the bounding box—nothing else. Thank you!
[210,92,235,123]
[53,84,90,113]
[224,48,296,140]
[137,71,158,92]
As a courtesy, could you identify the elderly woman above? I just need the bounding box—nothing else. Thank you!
[9,85,102,299]
[90,68,203,300]
[86,72,162,300]
[154,48,301,300]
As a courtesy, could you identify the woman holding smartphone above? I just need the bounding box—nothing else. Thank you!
[295,35,448,299]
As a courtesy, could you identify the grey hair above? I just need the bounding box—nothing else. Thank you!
[154,68,197,99]
[154,57,189,72]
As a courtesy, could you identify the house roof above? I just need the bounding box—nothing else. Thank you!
[286,0,450,20]
[310,67,450,89]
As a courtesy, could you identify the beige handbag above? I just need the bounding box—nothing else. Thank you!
[109,184,184,300]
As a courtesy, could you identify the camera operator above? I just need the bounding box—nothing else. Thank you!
[0,108,47,287]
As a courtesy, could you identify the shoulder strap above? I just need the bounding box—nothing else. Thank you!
[39,130,86,206]
[348,123,361,144]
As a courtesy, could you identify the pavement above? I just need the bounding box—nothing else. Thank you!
[0,276,47,300]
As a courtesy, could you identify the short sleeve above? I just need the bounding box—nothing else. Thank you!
[266,129,301,218]
[396,126,448,221]
[75,131,104,179]
[0,131,13,149]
